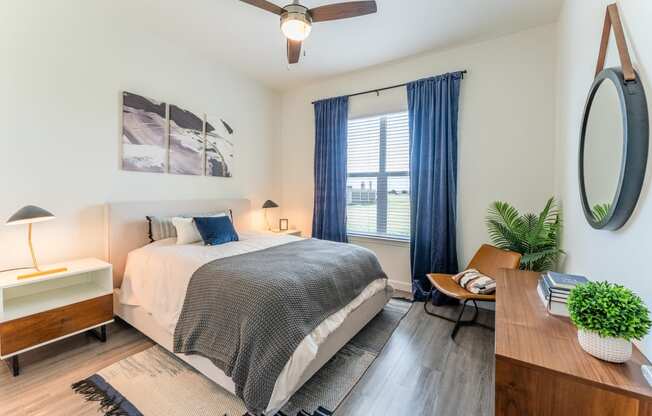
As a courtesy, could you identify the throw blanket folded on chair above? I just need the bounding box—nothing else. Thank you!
[173,238,388,415]
[452,268,496,295]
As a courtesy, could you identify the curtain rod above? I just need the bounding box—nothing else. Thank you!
[311,70,468,104]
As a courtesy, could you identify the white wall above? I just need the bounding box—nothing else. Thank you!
[555,0,652,357]
[280,25,558,291]
[0,1,281,269]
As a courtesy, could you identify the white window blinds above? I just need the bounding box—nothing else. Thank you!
[347,112,410,240]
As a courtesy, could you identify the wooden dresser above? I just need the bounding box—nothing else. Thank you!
[0,259,114,376]
[495,270,652,416]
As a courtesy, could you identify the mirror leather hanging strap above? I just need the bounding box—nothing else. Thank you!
[595,3,636,81]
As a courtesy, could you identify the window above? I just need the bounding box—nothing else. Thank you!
[347,112,410,240]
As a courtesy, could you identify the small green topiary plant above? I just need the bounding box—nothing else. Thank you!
[568,281,652,341]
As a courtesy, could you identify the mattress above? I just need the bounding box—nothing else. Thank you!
[117,231,391,414]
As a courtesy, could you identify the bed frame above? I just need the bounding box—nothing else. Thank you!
[105,199,392,414]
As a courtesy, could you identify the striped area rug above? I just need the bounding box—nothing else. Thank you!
[72,299,411,416]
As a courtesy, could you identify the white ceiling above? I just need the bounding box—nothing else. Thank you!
[134,0,563,90]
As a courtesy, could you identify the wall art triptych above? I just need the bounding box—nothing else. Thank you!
[121,91,234,177]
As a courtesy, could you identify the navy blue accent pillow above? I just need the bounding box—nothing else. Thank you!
[194,216,239,246]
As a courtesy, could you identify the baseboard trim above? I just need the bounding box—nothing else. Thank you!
[388,279,411,293]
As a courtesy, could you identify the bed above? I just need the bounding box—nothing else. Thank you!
[106,199,392,415]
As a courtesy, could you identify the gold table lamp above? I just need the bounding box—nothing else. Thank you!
[6,205,67,280]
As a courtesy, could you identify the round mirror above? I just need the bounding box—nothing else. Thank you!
[579,68,649,230]
[583,80,624,220]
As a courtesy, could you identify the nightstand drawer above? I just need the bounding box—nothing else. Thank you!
[0,294,113,356]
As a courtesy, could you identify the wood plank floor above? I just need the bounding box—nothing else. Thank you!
[338,302,495,416]
[0,302,494,416]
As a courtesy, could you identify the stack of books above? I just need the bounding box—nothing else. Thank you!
[536,271,588,316]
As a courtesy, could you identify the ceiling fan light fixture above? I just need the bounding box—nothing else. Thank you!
[240,0,378,64]
[280,5,312,41]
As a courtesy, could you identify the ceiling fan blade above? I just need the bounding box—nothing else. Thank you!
[239,0,284,15]
[309,1,377,22]
[287,39,302,64]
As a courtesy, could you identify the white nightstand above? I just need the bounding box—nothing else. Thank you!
[267,229,302,237]
[0,258,114,376]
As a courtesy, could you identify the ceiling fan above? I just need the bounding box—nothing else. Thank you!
[240,0,378,64]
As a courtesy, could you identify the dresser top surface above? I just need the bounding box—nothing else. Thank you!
[495,269,652,400]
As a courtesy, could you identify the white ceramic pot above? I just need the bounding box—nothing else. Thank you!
[577,328,632,363]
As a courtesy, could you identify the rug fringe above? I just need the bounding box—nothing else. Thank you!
[71,379,130,416]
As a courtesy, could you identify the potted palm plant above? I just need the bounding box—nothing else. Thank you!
[568,281,651,363]
[485,197,563,271]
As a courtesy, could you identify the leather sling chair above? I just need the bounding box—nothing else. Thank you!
[424,244,521,339]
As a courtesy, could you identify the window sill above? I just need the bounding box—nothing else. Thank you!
[348,234,410,247]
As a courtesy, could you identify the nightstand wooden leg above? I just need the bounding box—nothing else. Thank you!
[5,356,19,377]
[87,325,107,343]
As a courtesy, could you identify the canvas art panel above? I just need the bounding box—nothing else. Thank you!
[205,115,234,177]
[122,92,167,173]
[120,92,236,177]
[169,104,205,175]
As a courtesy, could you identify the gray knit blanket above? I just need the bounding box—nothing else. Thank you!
[173,238,388,415]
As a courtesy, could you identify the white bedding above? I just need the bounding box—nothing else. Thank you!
[120,231,305,333]
[119,231,387,413]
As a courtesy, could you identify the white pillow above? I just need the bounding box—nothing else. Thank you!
[171,217,202,245]
[172,211,228,245]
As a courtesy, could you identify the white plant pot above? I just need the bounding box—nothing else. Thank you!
[577,329,632,363]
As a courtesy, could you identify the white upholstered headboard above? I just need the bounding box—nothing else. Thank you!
[105,199,251,287]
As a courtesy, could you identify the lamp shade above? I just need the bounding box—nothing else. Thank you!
[262,200,279,209]
[6,205,55,226]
